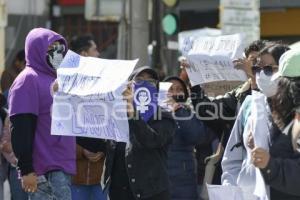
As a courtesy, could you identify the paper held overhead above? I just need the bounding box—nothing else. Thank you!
[182,33,248,86]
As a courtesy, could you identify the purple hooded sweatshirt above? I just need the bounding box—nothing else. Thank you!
[8,28,76,176]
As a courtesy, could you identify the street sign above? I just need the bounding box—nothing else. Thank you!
[220,0,260,45]
[221,0,259,9]
[85,0,122,21]
[221,9,260,25]
[167,40,179,50]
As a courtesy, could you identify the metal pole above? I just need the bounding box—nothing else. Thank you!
[0,0,7,76]
[151,0,161,71]
[117,0,128,59]
[130,0,149,67]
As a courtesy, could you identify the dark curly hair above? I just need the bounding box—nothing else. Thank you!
[70,34,94,54]
[272,77,300,129]
[244,40,268,58]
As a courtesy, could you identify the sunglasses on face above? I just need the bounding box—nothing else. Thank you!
[48,44,65,54]
[252,65,276,76]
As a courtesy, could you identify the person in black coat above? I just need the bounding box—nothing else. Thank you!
[164,76,215,200]
[78,67,176,200]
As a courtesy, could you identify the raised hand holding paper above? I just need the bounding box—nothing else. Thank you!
[51,50,138,143]
[183,33,248,86]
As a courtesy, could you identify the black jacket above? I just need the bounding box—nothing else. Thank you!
[167,107,214,200]
[78,108,175,200]
[261,122,300,200]
[190,81,251,145]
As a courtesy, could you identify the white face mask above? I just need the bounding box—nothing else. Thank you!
[47,44,65,70]
[256,71,278,97]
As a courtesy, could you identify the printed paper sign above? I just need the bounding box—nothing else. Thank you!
[51,50,138,143]
[184,34,247,86]
[251,91,270,200]
[157,82,173,111]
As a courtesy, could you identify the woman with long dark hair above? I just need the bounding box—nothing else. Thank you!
[221,43,290,200]
[251,49,300,200]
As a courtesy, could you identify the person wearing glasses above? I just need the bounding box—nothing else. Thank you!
[181,40,268,193]
[8,28,75,200]
[77,67,176,200]
[221,43,290,200]
[185,40,268,143]
[251,48,300,200]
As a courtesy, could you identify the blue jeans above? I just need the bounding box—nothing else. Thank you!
[8,166,28,200]
[0,181,3,200]
[29,171,71,200]
[71,184,107,200]
[0,161,7,200]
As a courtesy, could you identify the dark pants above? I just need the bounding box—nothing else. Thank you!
[8,165,28,200]
[109,187,170,200]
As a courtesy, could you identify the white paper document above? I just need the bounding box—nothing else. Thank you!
[183,34,247,86]
[207,184,244,200]
[51,50,138,143]
[251,91,270,200]
[157,82,173,111]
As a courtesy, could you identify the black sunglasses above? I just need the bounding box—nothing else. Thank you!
[252,65,274,76]
[48,44,65,54]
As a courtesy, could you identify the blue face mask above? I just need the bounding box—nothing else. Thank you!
[133,80,158,122]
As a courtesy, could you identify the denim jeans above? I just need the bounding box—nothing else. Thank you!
[71,184,107,200]
[29,171,71,200]
[0,160,8,200]
[8,165,28,200]
[0,182,3,200]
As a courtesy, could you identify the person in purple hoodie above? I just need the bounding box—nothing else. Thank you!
[8,28,76,200]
